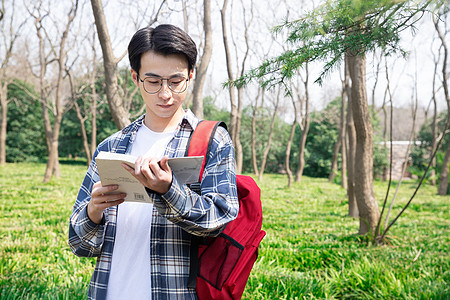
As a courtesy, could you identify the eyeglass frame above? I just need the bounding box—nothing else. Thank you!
[136,73,190,94]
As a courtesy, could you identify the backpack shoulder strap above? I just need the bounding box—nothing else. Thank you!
[185,120,227,182]
[186,120,227,289]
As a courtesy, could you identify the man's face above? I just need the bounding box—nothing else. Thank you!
[131,51,192,128]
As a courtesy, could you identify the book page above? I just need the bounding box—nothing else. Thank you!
[95,151,204,203]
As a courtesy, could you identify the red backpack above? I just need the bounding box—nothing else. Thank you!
[186,120,266,300]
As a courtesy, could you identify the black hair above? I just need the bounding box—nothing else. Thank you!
[128,24,197,74]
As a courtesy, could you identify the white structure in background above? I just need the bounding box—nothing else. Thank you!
[384,141,421,180]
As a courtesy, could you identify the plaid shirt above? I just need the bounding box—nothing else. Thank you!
[68,110,238,300]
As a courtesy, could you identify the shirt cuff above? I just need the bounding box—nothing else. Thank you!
[160,175,192,216]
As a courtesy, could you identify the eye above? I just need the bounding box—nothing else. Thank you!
[169,78,185,86]
[145,77,161,85]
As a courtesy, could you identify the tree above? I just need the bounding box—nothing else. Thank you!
[191,0,212,118]
[0,1,26,165]
[229,0,437,235]
[344,59,358,217]
[294,63,310,182]
[89,0,166,130]
[90,0,130,130]
[28,0,79,182]
[434,12,450,195]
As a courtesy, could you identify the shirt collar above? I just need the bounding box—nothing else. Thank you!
[121,109,199,135]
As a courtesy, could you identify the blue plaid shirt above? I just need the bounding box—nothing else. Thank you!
[68,110,239,300]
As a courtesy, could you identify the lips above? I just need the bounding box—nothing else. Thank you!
[158,104,173,109]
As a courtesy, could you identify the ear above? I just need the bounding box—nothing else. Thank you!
[188,69,194,81]
[130,69,139,86]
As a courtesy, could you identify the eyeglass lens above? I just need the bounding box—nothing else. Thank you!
[142,76,188,94]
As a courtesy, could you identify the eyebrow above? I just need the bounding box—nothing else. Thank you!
[144,72,187,78]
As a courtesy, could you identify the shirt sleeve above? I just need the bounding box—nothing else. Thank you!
[68,150,106,258]
[152,126,239,237]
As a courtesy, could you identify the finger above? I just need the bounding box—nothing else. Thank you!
[95,198,126,209]
[148,157,163,177]
[92,183,118,197]
[101,192,127,203]
[135,156,144,176]
[93,181,102,189]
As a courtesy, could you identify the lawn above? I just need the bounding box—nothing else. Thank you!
[0,162,449,299]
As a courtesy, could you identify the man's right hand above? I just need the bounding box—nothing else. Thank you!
[87,181,126,224]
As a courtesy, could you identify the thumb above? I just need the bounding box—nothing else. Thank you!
[159,156,171,172]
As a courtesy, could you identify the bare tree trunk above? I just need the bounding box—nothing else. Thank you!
[0,1,25,165]
[286,94,298,188]
[295,64,310,182]
[382,95,388,181]
[430,44,439,186]
[91,0,130,130]
[43,1,79,182]
[259,89,280,181]
[74,101,92,164]
[90,76,98,159]
[347,52,380,235]
[191,0,212,118]
[235,88,243,173]
[341,121,348,189]
[329,75,347,182]
[251,88,261,175]
[29,1,78,182]
[439,144,450,195]
[434,16,450,195]
[0,84,6,165]
[345,57,358,218]
[220,0,238,143]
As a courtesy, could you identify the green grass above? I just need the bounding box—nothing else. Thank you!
[0,163,449,299]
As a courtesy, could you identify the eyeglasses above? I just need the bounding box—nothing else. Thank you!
[137,74,189,94]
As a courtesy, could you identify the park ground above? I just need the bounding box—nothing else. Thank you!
[0,161,449,299]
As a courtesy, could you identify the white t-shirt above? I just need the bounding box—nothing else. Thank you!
[106,124,175,300]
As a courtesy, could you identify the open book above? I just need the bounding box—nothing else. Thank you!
[95,151,204,203]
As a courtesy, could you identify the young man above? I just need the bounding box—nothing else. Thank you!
[69,24,239,300]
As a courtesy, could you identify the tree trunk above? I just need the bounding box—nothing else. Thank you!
[235,87,243,174]
[347,52,380,235]
[74,101,92,164]
[345,57,358,218]
[220,0,238,143]
[191,0,212,118]
[91,0,130,130]
[295,64,310,182]
[329,79,347,182]
[341,122,348,189]
[439,143,450,195]
[430,53,438,186]
[434,16,450,195]
[0,83,7,165]
[251,88,261,175]
[286,95,298,188]
[90,80,98,160]
[259,90,280,181]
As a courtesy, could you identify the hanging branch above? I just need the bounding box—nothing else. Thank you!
[375,58,394,237]
[379,123,450,243]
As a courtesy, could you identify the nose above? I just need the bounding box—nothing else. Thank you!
[158,81,172,100]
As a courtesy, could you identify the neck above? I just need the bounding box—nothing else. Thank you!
[144,108,185,132]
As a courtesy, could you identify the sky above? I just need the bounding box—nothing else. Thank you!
[4,0,449,119]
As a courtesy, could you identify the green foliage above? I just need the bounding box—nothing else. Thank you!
[1,165,448,298]
[202,96,231,124]
[229,0,437,88]
[302,112,338,178]
[6,80,47,162]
